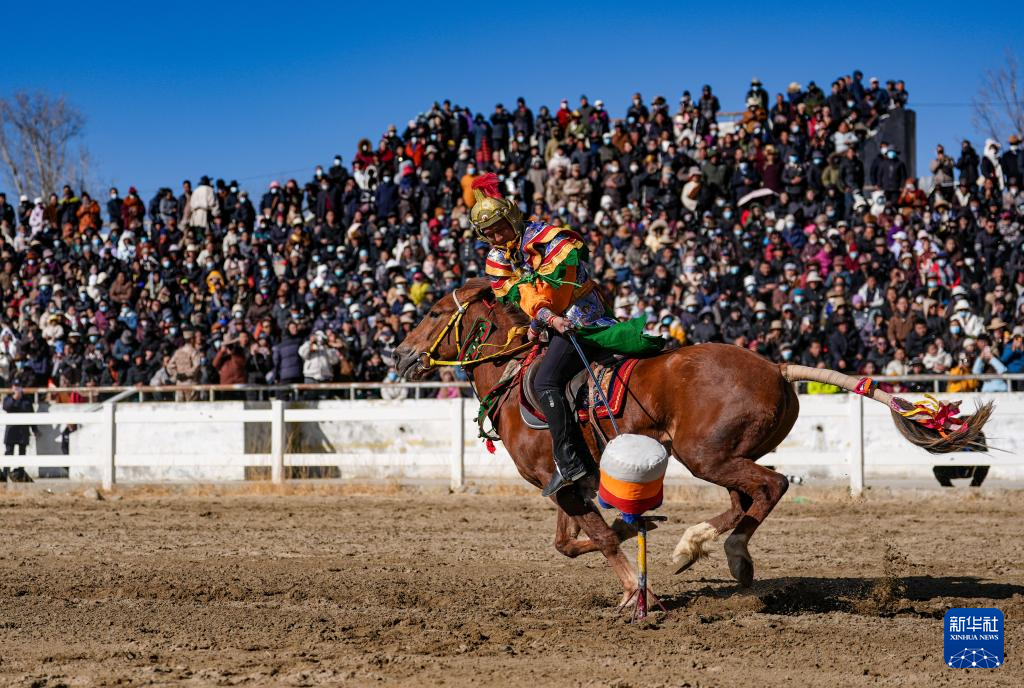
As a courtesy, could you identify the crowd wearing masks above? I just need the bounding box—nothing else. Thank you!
[1,70,1023,398]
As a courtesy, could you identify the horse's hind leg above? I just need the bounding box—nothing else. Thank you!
[672,455,787,587]
[724,460,789,586]
[672,484,749,574]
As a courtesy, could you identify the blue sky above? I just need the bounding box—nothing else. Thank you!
[3,1,1019,199]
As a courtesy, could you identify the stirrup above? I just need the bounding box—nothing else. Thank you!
[541,464,589,498]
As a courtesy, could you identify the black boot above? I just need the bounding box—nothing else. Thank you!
[539,389,591,497]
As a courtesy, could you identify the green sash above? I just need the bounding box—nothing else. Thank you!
[575,316,665,356]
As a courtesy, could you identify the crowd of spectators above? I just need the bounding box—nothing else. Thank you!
[1,70,1023,398]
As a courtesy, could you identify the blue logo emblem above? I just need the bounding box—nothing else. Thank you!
[944,608,1003,668]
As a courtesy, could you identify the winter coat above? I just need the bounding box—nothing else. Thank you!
[188,184,219,228]
[3,394,35,446]
[272,335,303,383]
[213,345,248,385]
[298,340,340,382]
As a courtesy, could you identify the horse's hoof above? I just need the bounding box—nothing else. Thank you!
[728,555,754,587]
[724,534,754,587]
[673,557,697,575]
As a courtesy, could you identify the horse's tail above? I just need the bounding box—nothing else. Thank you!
[780,364,993,453]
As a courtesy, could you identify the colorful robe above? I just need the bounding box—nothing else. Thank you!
[485,221,662,355]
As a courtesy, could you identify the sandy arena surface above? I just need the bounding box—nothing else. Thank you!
[0,482,1021,687]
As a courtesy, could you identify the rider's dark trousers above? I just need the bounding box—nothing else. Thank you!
[533,333,593,396]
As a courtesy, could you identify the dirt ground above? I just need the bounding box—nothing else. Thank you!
[0,482,1021,687]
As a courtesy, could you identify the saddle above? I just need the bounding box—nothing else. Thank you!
[519,350,641,431]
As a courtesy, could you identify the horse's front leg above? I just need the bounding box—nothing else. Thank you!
[554,487,637,605]
[553,506,601,557]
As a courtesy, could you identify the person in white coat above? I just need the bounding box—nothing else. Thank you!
[187,175,219,229]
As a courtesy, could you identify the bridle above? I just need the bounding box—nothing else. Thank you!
[417,288,533,370]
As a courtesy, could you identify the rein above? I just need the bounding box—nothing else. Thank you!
[419,288,533,369]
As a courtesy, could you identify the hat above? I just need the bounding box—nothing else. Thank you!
[951,285,967,296]
[986,318,1008,331]
[1012,326,1024,337]
[806,271,822,283]
[782,303,795,312]
[743,275,757,287]
[954,299,971,312]
[754,302,768,313]
[401,303,417,314]
[787,82,802,93]
[291,216,303,226]
[751,77,762,85]
[1010,134,1021,144]
[769,319,782,330]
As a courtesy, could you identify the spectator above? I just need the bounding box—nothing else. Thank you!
[3,382,37,482]
[168,328,203,400]
[298,330,340,385]
[972,344,1008,392]
[272,321,304,390]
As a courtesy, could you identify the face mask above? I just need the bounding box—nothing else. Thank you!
[794,295,805,304]
[230,186,238,193]
[951,326,961,335]
[782,350,793,361]
[321,183,329,191]
[756,312,767,320]
[846,100,855,108]
[516,136,525,143]
[609,165,620,173]
[715,198,726,207]
[110,192,118,199]
[466,169,476,176]
[790,126,799,134]
[99,304,108,313]
[271,188,278,194]
[789,156,798,164]
[722,210,733,221]
[730,266,740,275]
[886,150,897,159]
[162,260,170,268]
[382,176,391,183]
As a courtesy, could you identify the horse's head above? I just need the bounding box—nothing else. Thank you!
[394,278,518,379]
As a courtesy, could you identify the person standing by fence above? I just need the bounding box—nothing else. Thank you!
[3,383,37,482]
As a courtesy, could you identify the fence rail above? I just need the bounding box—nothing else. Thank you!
[1,393,1021,496]
[5,373,1024,405]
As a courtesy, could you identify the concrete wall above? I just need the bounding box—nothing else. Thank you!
[7,392,1023,483]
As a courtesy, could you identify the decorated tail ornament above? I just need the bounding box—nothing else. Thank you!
[784,366,994,453]
[597,434,670,622]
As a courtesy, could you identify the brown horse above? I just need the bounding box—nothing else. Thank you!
[394,279,992,603]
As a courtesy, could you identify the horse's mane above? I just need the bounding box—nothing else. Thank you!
[459,277,530,327]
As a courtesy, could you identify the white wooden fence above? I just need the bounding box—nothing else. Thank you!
[2,393,1021,495]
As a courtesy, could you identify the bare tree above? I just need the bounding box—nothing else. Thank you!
[0,91,88,199]
[973,49,1024,142]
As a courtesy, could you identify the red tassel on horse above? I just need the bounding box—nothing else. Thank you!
[485,439,496,454]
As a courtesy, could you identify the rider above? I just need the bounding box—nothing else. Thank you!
[469,173,660,496]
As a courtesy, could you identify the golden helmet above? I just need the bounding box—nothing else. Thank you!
[469,173,524,241]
